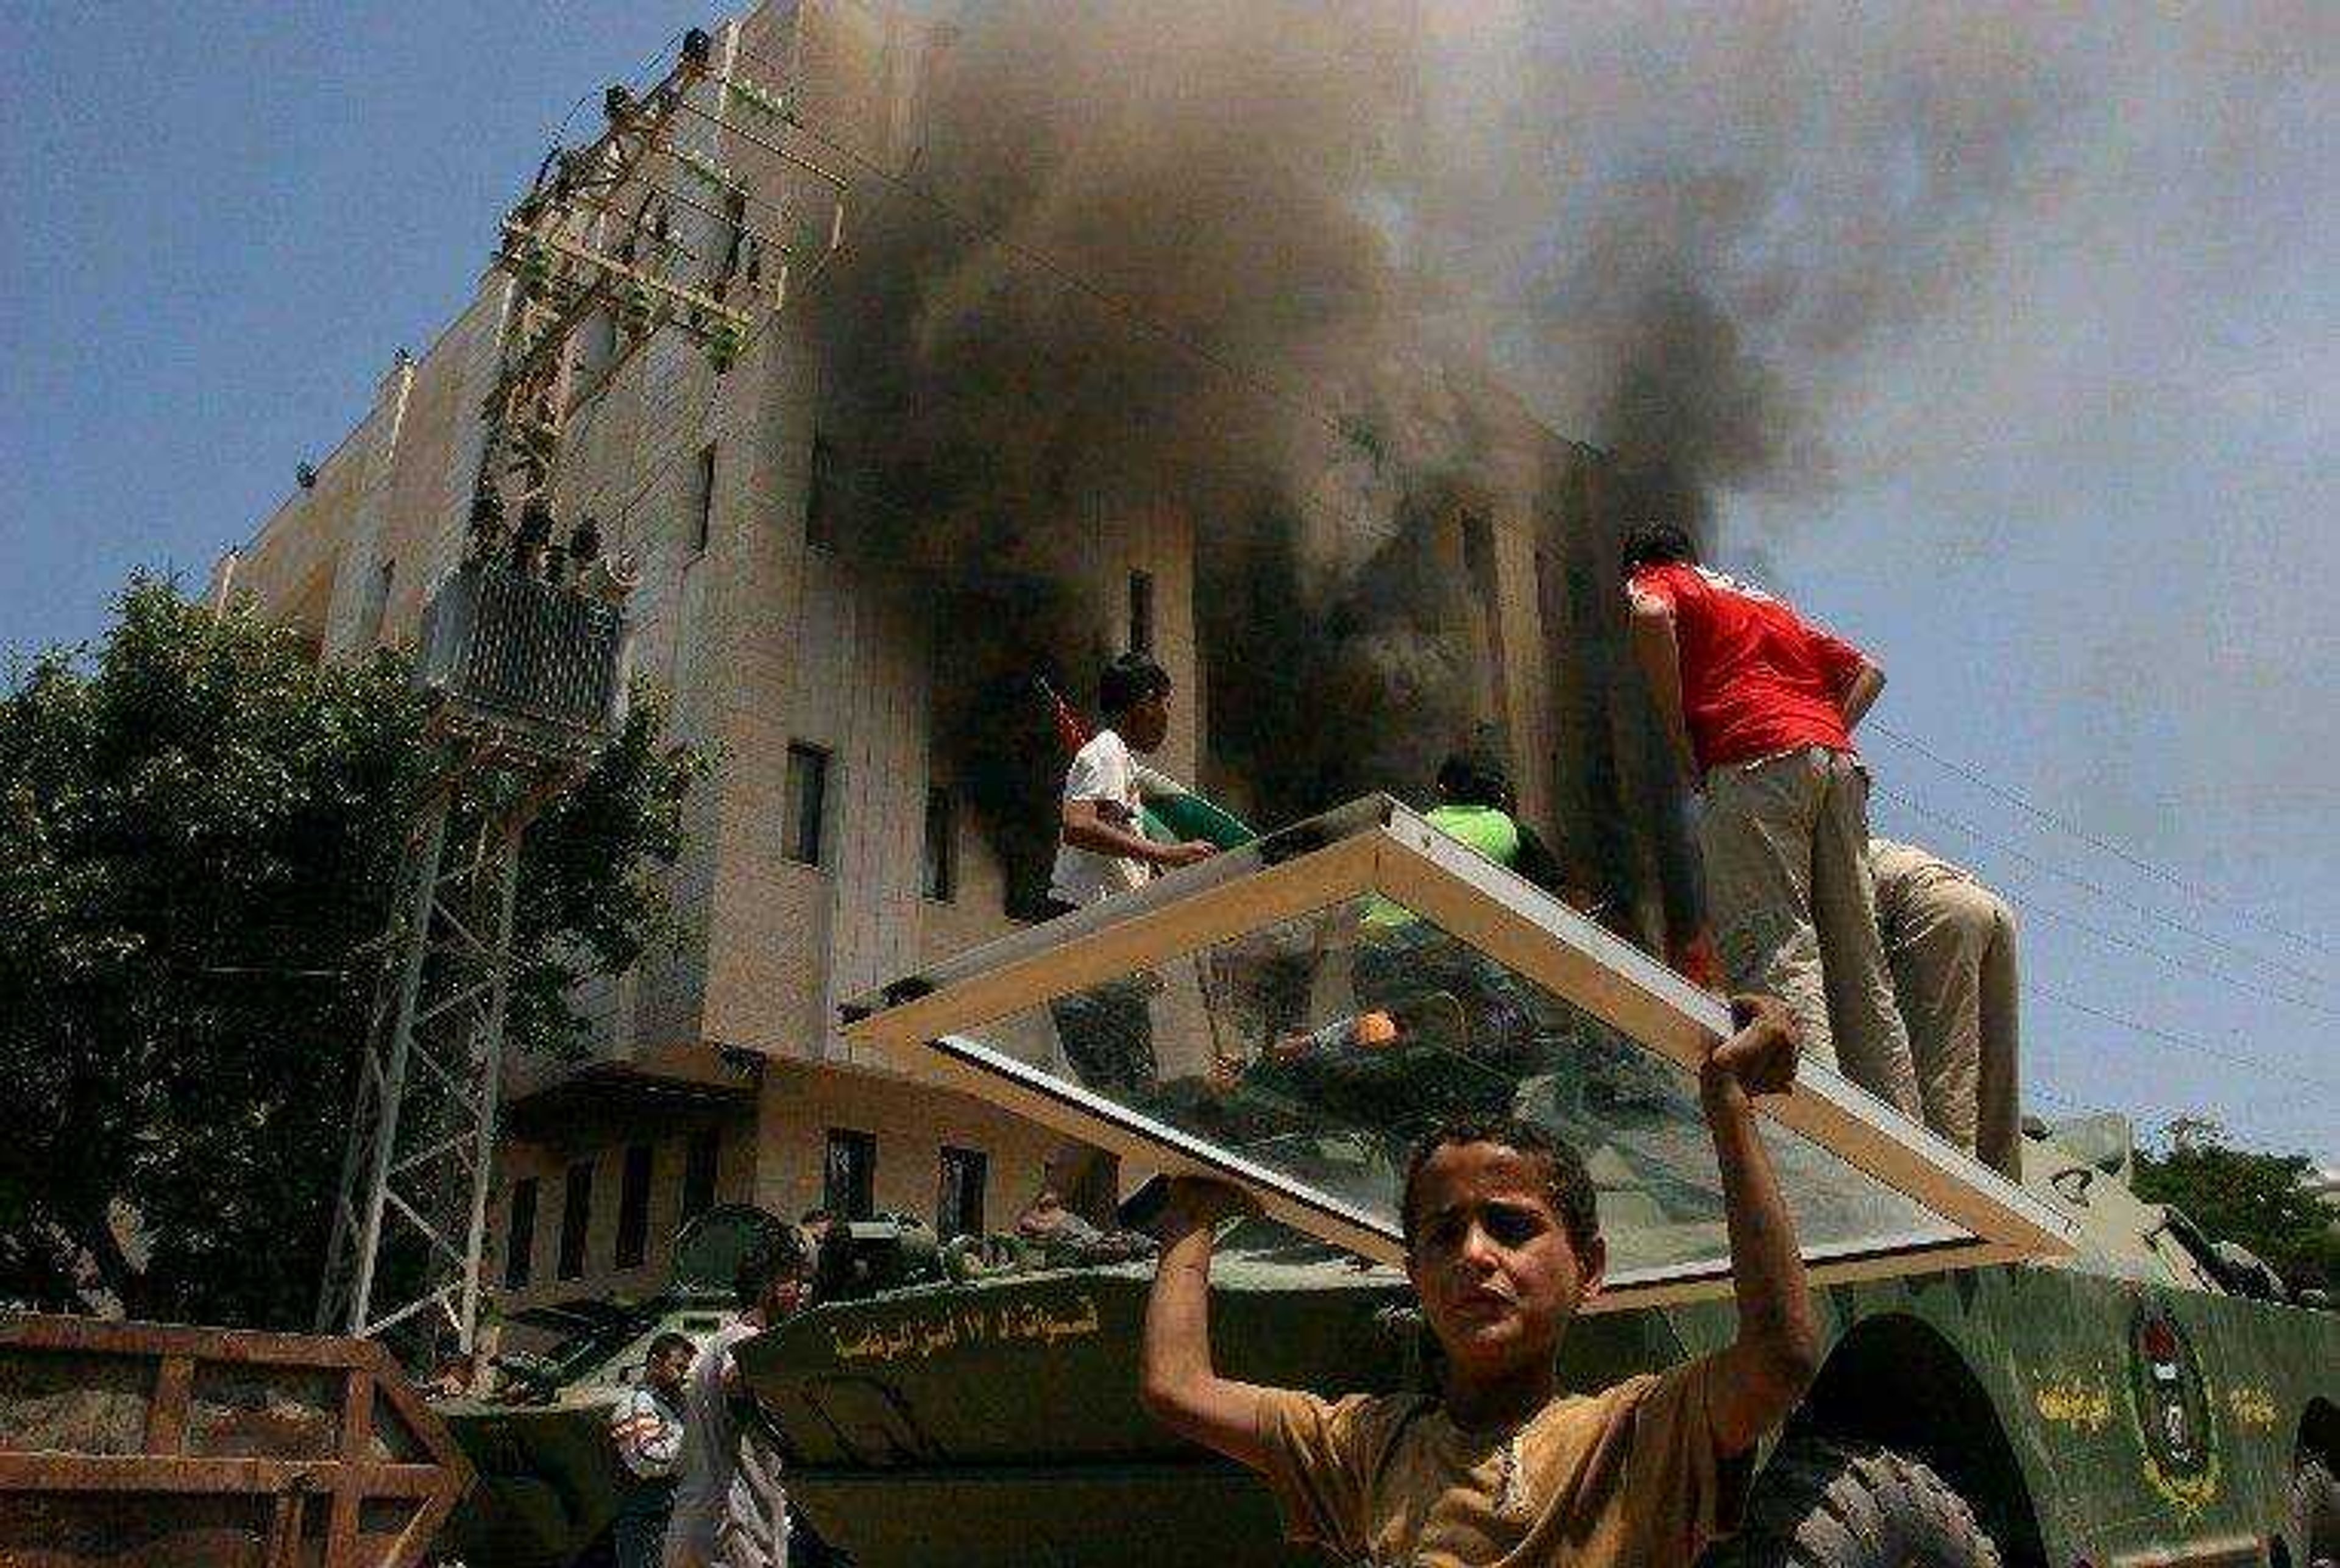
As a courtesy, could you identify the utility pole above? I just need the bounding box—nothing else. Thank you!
[315,25,790,1369]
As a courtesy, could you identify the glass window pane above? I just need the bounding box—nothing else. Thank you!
[846,799,2071,1300]
[924,895,1960,1288]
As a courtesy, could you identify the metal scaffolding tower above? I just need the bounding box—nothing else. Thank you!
[314,570,627,1363]
[316,26,796,1365]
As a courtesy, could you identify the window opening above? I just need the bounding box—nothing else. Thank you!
[503,1177,538,1290]
[923,786,957,902]
[936,1145,987,1240]
[557,1159,595,1280]
[615,1143,654,1269]
[784,743,830,866]
[681,1128,720,1222]
[824,1127,877,1220]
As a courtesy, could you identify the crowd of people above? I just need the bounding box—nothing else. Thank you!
[1044,522,2023,1178]
[1116,526,2030,1567]
[601,525,2023,1568]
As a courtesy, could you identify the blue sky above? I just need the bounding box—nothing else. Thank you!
[4,3,2333,1161]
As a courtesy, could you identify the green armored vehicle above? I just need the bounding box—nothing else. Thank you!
[438,1119,2338,1567]
[442,801,2340,1567]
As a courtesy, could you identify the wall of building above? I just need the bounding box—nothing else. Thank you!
[218,0,1678,1317]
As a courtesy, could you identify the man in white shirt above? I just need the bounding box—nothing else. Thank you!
[1041,652,1214,1222]
[662,1232,810,1568]
[1044,651,1214,915]
[610,1332,693,1567]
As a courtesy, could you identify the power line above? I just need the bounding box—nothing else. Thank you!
[1872,781,2331,996]
[542,27,689,162]
[2027,979,2340,1095]
[1868,720,2333,960]
[1966,867,2339,1021]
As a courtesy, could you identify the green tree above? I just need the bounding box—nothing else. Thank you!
[2133,1119,2340,1296]
[0,576,710,1327]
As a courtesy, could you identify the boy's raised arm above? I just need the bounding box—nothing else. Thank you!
[1140,1178,1280,1472]
[1700,995,1823,1456]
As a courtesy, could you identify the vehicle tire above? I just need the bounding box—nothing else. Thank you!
[2296,1455,2340,1568]
[1704,1435,2005,1567]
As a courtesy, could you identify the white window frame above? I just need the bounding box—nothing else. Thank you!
[843,798,2076,1308]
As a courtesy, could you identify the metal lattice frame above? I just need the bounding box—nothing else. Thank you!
[315,757,565,1365]
[312,20,771,1367]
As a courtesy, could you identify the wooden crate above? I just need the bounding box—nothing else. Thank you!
[0,1315,472,1568]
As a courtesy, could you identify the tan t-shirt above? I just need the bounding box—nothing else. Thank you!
[1256,1358,1746,1567]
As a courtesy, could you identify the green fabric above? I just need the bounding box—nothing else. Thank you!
[1142,789,1254,848]
[1424,803,1522,867]
[1363,803,1524,929]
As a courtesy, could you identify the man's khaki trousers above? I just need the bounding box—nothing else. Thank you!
[1870,840,2022,1177]
[1698,747,1921,1116]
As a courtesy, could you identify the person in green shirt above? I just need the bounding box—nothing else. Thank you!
[1263,744,1572,1095]
[1425,748,1568,897]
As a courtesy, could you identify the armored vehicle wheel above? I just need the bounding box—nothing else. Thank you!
[1707,1435,2004,1567]
[2296,1455,2340,1567]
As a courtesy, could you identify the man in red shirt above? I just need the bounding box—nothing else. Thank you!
[1624,523,1920,1116]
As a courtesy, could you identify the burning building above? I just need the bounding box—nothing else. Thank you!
[212,0,1694,1312]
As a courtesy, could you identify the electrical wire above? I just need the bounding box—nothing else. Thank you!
[1892,846,2340,1020]
[1869,720,2333,960]
[2027,981,2340,1094]
[1872,781,2331,996]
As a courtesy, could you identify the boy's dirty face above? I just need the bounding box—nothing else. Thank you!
[1404,1141,1604,1377]
[1122,689,1172,751]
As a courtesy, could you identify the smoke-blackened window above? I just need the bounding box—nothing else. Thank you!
[784,742,830,867]
[923,786,957,902]
[807,434,840,550]
[1128,570,1155,653]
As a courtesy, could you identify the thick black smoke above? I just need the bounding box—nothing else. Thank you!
[789,0,2117,920]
